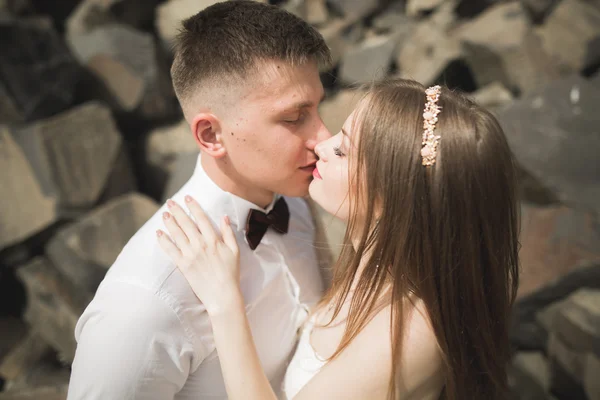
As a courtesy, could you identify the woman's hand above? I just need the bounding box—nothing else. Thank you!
[157,195,241,316]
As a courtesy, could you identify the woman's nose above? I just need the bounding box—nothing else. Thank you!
[315,141,328,162]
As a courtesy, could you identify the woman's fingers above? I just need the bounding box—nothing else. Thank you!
[220,215,239,255]
[167,199,203,248]
[184,195,218,244]
[156,229,183,264]
[162,211,190,251]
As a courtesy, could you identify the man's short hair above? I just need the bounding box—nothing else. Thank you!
[171,0,332,104]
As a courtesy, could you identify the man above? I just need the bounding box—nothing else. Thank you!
[67,1,332,398]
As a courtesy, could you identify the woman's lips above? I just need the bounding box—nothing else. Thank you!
[312,165,322,179]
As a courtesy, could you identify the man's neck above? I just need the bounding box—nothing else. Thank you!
[201,156,274,209]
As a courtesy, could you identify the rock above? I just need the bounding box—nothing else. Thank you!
[305,0,328,25]
[455,2,563,94]
[511,262,600,350]
[144,119,195,199]
[0,331,50,383]
[511,352,551,399]
[162,151,197,201]
[454,2,531,53]
[11,102,135,211]
[547,333,589,399]
[339,34,396,84]
[520,0,560,22]
[552,289,600,354]
[0,386,68,400]
[469,82,514,110]
[16,257,88,363]
[66,0,160,36]
[517,205,600,297]
[0,317,27,362]
[0,126,57,251]
[319,89,364,135]
[585,353,600,400]
[317,18,362,69]
[0,17,80,121]
[0,82,23,124]
[68,24,175,119]
[397,21,463,86]
[156,0,221,49]
[536,0,600,72]
[498,76,600,216]
[45,193,160,294]
[372,10,413,33]
[327,0,379,18]
[406,0,445,17]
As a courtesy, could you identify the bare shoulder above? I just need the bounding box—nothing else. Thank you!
[399,298,445,399]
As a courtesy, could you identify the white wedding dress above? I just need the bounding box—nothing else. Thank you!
[281,312,327,399]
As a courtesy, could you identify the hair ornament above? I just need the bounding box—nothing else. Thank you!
[421,85,442,166]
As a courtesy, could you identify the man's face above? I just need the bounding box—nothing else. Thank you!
[219,59,330,199]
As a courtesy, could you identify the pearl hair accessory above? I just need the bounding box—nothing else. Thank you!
[421,85,442,166]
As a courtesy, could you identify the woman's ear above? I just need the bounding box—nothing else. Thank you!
[190,113,226,158]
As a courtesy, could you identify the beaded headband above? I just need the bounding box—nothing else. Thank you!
[420,85,442,166]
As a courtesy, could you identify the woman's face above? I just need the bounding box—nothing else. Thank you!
[309,109,358,221]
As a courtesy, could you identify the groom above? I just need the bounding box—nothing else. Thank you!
[67,1,332,399]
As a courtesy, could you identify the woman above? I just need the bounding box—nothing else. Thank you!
[157,79,520,399]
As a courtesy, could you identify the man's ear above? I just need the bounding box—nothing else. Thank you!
[190,113,226,158]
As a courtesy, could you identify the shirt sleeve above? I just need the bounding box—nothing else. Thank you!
[67,281,205,400]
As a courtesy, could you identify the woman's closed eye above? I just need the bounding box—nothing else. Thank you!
[333,146,345,157]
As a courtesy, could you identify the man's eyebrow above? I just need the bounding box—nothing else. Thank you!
[281,92,326,111]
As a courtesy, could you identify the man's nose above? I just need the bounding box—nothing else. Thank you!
[306,117,331,150]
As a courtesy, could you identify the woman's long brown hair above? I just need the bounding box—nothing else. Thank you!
[318,79,520,399]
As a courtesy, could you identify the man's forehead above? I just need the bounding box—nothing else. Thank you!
[243,60,324,108]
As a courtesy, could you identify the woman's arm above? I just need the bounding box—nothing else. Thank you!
[157,197,277,400]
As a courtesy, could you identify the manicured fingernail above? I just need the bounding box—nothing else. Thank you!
[185,195,192,203]
[167,199,175,208]
[163,212,170,220]
[224,215,230,225]
[156,230,163,237]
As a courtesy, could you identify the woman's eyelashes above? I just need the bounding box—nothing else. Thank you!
[333,146,346,157]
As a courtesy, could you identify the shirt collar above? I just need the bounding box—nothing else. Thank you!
[190,154,280,232]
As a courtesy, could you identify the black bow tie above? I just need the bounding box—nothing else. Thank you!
[245,197,289,250]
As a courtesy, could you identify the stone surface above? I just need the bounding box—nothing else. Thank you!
[45,193,159,293]
[552,289,600,355]
[548,333,589,398]
[454,2,531,53]
[0,126,57,251]
[0,386,67,400]
[17,257,88,363]
[536,0,600,72]
[498,76,600,217]
[11,102,134,210]
[511,352,551,399]
[318,89,364,135]
[327,0,379,18]
[67,24,174,117]
[156,0,220,48]
[517,205,600,297]
[145,119,195,198]
[339,34,396,84]
[305,0,328,25]
[470,81,514,110]
[0,17,80,121]
[162,151,198,201]
[585,353,600,400]
[520,0,560,22]
[0,82,23,124]
[66,0,159,36]
[406,0,445,16]
[0,331,50,383]
[317,18,362,69]
[397,20,463,86]
[0,317,27,362]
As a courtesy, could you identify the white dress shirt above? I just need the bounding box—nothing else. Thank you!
[67,155,324,399]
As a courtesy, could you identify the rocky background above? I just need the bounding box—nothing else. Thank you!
[0,0,599,399]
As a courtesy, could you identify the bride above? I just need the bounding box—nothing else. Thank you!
[157,79,520,400]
